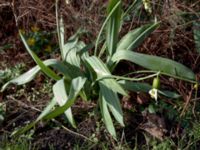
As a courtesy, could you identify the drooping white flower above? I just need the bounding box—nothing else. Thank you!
[149,88,158,102]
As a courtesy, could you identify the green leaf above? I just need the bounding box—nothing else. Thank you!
[112,50,196,81]
[1,59,74,91]
[19,33,60,81]
[99,93,117,139]
[44,77,86,120]
[106,0,122,56]
[158,90,181,99]
[85,56,110,79]
[118,80,151,92]
[122,0,142,20]
[94,0,121,56]
[85,56,127,96]
[64,41,85,67]
[193,21,200,54]
[117,23,159,51]
[53,79,76,128]
[99,80,124,127]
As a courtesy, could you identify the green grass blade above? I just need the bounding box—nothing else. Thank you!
[117,23,159,51]
[19,33,60,81]
[122,0,142,19]
[193,21,200,54]
[112,50,196,81]
[53,79,76,128]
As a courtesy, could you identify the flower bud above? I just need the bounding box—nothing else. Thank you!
[152,77,160,89]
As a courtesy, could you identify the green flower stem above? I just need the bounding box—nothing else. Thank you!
[122,70,197,84]
[96,73,159,82]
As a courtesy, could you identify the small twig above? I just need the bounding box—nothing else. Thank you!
[6,111,27,128]
[0,3,10,7]
[7,95,41,112]
[7,95,95,143]
[191,97,200,101]
[51,119,95,143]
[180,90,193,117]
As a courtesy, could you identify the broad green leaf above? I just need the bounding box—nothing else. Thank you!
[118,80,151,92]
[44,77,86,120]
[112,50,196,80]
[85,56,127,96]
[12,98,57,137]
[85,56,110,79]
[99,93,116,139]
[63,38,78,59]
[193,21,200,53]
[20,33,60,81]
[53,79,76,128]
[99,80,124,127]
[158,90,181,99]
[117,23,159,51]
[64,41,85,67]
[106,0,122,56]
[1,59,76,91]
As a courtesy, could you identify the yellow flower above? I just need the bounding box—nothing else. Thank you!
[19,29,25,35]
[142,0,152,14]
[31,26,40,32]
[44,45,52,52]
[27,38,35,46]
[194,83,198,90]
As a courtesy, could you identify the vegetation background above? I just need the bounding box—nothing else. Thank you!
[0,0,200,149]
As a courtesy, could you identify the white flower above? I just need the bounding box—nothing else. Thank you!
[65,0,70,5]
[149,88,158,102]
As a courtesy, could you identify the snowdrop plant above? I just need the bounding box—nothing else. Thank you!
[1,0,196,139]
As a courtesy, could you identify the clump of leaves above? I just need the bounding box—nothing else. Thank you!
[1,0,197,140]
[0,134,34,150]
[0,63,25,86]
